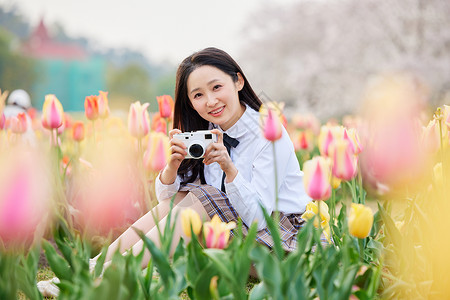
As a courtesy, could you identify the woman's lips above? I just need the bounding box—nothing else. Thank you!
[209,106,224,117]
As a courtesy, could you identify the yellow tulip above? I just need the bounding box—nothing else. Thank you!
[301,201,330,226]
[348,203,373,239]
[180,208,202,238]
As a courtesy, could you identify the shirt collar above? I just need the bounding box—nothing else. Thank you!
[210,104,253,139]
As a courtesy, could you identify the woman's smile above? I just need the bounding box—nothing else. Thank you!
[209,106,225,117]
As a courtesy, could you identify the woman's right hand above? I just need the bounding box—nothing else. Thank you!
[160,129,187,185]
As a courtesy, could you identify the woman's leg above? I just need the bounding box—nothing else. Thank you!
[129,192,210,268]
[94,191,188,263]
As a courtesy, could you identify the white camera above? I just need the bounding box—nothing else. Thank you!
[173,130,218,159]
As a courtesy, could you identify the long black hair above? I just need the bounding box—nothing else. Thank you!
[173,47,262,184]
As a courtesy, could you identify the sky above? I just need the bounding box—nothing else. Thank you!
[1,0,298,64]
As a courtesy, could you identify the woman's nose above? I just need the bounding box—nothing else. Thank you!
[206,94,218,106]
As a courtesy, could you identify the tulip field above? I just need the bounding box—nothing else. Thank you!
[1,73,450,299]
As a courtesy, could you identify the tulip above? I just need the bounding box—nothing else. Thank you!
[98,91,110,119]
[348,203,373,239]
[151,113,167,134]
[156,95,174,119]
[10,112,28,134]
[301,201,330,225]
[42,94,64,129]
[85,95,99,121]
[72,121,85,142]
[260,106,282,142]
[128,101,150,139]
[422,119,440,154]
[0,113,5,130]
[295,130,314,151]
[318,126,335,157]
[203,215,236,249]
[180,208,202,237]
[143,132,170,172]
[330,139,358,181]
[303,156,332,201]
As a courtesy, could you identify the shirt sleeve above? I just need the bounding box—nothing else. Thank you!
[225,128,293,231]
[154,172,181,202]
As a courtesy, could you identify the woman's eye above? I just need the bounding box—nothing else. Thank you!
[213,85,222,90]
[193,93,202,99]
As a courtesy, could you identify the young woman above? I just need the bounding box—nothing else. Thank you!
[38,47,311,297]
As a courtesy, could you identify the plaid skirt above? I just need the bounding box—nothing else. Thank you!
[180,183,310,252]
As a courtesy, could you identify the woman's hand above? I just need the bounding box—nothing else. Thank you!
[160,129,187,185]
[203,129,238,182]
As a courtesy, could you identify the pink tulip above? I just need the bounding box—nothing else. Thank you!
[0,153,50,246]
[318,126,335,157]
[0,113,5,130]
[98,91,110,119]
[156,95,174,119]
[143,132,170,172]
[41,94,64,129]
[203,215,236,249]
[261,107,282,142]
[72,121,85,142]
[330,139,358,181]
[151,113,167,134]
[303,156,332,201]
[10,113,28,134]
[128,101,150,139]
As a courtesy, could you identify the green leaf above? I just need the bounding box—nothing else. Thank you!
[43,240,73,281]
[260,205,284,260]
[248,282,267,300]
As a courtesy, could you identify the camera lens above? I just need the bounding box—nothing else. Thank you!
[189,144,204,158]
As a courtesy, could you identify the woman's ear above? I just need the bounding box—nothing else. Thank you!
[236,73,245,91]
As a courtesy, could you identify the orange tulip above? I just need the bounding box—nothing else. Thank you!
[128,101,150,139]
[143,132,170,172]
[303,156,332,201]
[85,95,99,121]
[42,94,64,130]
[72,121,85,142]
[260,105,282,142]
[156,95,174,119]
[98,91,110,119]
[151,113,167,134]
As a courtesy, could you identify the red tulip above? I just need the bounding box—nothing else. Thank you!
[72,121,85,142]
[85,95,99,121]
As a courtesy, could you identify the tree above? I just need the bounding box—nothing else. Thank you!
[238,0,450,120]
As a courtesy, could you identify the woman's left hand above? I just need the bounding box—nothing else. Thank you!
[203,129,238,181]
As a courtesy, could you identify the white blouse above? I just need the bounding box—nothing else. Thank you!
[155,105,311,230]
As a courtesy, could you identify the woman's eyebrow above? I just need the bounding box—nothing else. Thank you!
[189,79,220,95]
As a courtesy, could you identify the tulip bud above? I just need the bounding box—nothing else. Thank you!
[143,132,170,172]
[72,121,85,142]
[128,101,150,139]
[156,95,174,119]
[303,156,332,201]
[330,139,358,181]
[260,106,282,142]
[203,215,236,249]
[85,95,99,121]
[98,91,110,119]
[10,113,28,134]
[348,203,373,239]
[180,208,202,237]
[42,94,64,129]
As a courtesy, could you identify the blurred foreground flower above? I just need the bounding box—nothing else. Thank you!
[97,91,110,119]
[41,94,64,130]
[0,149,51,247]
[348,203,373,239]
[181,208,202,238]
[10,112,27,134]
[203,215,236,249]
[303,156,332,201]
[128,101,150,139]
[156,95,174,119]
[330,139,358,181]
[143,132,170,172]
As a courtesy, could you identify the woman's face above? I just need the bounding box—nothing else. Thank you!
[187,65,245,131]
